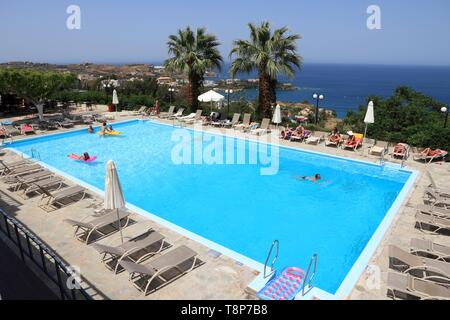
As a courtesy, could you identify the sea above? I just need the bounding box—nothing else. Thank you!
[208,63,450,119]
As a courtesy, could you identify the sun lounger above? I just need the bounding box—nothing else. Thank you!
[425,170,450,198]
[410,239,450,262]
[413,149,448,164]
[325,135,343,147]
[212,113,240,128]
[389,245,450,284]
[65,209,131,244]
[342,134,364,151]
[369,141,389,157]
[424,189,450,208]
[121,245,201,295]
[19,177,64,198]
[38,185,87,212]
[132,106,148,116]
[416,212,450,235]
[8,170,53,190]
[1,164,42,178]
[0,159,32,173]
[290,129,312,142]
[391,143,410,160]
[417,204,450,219]
[159,106,176,119]
[92,229,169,273]
[20,124,35,135]
[387,272,450,300]
[55,120,75,129]
[305,131,327,145]
[234,113,251,130]
[222,113,241,128]
[180,110,202,124]
[168,108,185,120]
[251,118,271,136]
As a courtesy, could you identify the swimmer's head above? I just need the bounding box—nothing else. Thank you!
[315,174,321,180]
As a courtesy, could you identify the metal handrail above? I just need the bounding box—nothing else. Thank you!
[302,254,318,296]
[263,240,279,279]
[0,208,91,300]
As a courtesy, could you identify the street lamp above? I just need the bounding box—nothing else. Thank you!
[312,93,325,125]
[225,89,233,119]
[442,106,449,128]
[168,88,175,105]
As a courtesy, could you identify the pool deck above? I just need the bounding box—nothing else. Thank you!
[1,114,449,300]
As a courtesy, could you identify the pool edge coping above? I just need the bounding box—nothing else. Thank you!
[6,117,419,300]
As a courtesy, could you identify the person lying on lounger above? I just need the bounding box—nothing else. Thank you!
[291,126,306,139]
[329,132,342,144]
[344,133,358,148]
[421,148,445,157]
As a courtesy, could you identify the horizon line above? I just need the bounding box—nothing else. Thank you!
[1,60,450,69]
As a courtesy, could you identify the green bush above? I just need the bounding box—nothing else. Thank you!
[343,86,449,151]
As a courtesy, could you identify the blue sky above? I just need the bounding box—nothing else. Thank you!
[1,0,449,65]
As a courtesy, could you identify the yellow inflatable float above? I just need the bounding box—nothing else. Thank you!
[97,131,122,136]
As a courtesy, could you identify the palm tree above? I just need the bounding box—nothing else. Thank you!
[165,27,223,110]
[230,22,302,119]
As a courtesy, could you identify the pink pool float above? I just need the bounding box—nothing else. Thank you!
[257,267,305,300]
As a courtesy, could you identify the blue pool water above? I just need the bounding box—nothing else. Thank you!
[10,120,412,294]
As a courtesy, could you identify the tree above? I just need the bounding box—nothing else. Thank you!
[165,27,223,110]
[0,68,77,113]
[230,22,302,119]
[343,86,450,151]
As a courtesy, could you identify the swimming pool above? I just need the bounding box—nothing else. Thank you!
[9,120,416,297]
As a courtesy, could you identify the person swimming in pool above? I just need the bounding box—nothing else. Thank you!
[87,125,94,134]
[297,174,322,183]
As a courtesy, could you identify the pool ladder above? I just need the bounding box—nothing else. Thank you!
[263,240,318,297]
[30,149,41,161]
[263,240,279,279]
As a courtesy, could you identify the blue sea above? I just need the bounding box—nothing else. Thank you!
[211,64,450,118]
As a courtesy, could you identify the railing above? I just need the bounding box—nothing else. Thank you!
[302,254,318,296]
[263,240,279,279]
[0,208,91,300]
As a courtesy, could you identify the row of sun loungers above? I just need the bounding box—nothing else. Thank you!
[1,156,202,296]
[1,159,87,211]
[64,210,203,295]
[387,175,450,300]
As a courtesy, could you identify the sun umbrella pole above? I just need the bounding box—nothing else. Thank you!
[116,208,124,244]
[364,123,369,141]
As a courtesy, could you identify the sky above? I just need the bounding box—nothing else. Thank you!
[1,0,450,66]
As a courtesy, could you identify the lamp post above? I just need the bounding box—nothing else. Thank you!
[312,93,325,125]
[225,89,233,119]
[441,107,449,129]
[168,88,175,105]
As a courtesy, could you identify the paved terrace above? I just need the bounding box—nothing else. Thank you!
[0,113,449,300]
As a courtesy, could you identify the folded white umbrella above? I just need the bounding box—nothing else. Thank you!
[105,160,126,243]
[272,104,282,127]
[112,89,119,105]
[364,101,375,140]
